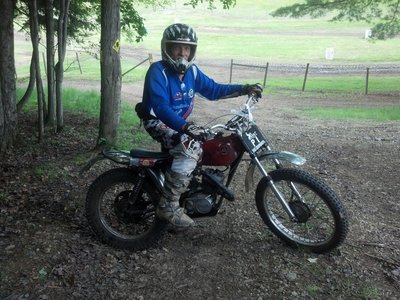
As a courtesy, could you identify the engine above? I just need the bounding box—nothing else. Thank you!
[184,169,225,215]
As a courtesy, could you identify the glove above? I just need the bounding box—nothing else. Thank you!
[241,83,263,98]
[183,122,204,141]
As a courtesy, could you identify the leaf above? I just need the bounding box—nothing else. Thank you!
[307,258,318,263]
[38,268,48,280]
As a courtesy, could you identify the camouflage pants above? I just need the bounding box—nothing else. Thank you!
[143,119,202,202]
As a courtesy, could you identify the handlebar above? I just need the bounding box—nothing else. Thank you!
[200,94,260,138]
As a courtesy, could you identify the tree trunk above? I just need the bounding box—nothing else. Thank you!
[0,0,17,156]
[46,0,56,132]
[55,0,70,132]
[98,0,122,147]
[28,0,45,142]
[17,54,36,112]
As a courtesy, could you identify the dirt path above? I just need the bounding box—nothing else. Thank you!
[2,75,400,298]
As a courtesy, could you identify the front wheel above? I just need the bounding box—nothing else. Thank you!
[85,168,165,250]
[255,168,348,253]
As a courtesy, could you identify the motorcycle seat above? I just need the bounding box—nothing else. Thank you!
[130,149,171,160]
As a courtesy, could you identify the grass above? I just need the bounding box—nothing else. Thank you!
[17,86,151,149]
[14,1,400,146]
[302,75,400,93]
[303,106,400,121]
[227,70,399,94]
[19,88,101,116]
[14,1,400,93]
[358,286,381,300]
[18,84,399,155]
[33,162,63,179]
[195,33,400,63]
[135,0,400,64]
[269,75,400,93]
[118,102,153,149]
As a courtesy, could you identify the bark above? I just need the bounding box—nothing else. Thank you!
[46,0,56,132]
[55,0,70,132]
[28,0,45,142]
[98,0,122,147]
[17,54,36,112]
[0,0,17,155]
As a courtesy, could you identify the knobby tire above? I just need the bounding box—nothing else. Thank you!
[85,168,165,250]
[255,168,348,253]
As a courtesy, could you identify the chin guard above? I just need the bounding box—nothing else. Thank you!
[176,57,189,74]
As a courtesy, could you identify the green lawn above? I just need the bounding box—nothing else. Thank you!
[303,106,400,121]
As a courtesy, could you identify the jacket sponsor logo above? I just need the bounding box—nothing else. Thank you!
[173,92,182,100]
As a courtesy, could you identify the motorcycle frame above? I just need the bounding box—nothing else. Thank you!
[81,97,306,221]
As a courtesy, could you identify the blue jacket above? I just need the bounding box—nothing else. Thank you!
[142,61,243,132]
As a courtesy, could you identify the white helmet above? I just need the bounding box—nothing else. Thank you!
[161,23,198,74]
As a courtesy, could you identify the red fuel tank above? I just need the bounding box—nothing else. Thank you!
[201,134,244,166]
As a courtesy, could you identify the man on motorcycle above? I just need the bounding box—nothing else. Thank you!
[137,23,262,228]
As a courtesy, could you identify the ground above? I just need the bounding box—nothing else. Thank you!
[1,67,400,299]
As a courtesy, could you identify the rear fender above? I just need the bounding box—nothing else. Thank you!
[80,149,131,174]
[80,150,165,192]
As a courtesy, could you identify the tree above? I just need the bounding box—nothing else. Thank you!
[45,0,56,132]
[272,0,400,40]
[0,0,17,155]
[55,0,71,131]
[17,56,36,113]
[0,0,238,155]
[96,0,237,147]
[98,0,121,147]
[28,0,46,142]
[15,0,94,132]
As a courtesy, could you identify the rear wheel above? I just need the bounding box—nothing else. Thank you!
[85,168,165,250]
[256,168,348,253]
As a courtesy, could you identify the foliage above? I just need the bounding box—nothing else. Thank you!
[272,0,400,39]
[14,0,98,42]
[184,0,236,9]
[120,1,147,42]
[14,0,166,46]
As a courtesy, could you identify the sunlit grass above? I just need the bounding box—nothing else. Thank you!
[303,106,400,121]
[135,0,400,64]
[17,86,150,148]
[231,74,399,94]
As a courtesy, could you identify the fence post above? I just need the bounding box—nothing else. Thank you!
[263,62,269,87]
[149,53,153,64]
[229,59,233,83]
[75,52,82,74]
[302,63,310,92]
[365,67,370,95]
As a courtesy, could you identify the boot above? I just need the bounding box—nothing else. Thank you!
[156,198,194,228]
[156,170,194,228]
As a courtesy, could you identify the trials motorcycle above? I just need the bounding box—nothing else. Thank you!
[83,95,348,253]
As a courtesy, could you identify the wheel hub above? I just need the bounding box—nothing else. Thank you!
[289,201,311,223]
[114,191,146,223]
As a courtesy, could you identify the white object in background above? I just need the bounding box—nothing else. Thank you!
[325,48,334,60]
[365,29,372,39]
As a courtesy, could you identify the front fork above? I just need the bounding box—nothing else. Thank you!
[252,156,301,222]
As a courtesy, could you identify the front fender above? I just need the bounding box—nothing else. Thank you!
[244,151,306,192]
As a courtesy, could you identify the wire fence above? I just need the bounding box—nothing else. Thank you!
[52,49,400,96]
[228,59,400,95]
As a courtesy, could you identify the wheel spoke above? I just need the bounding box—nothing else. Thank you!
[98,181,156,239]
[256,168,347,252]
[267,181,335,243]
